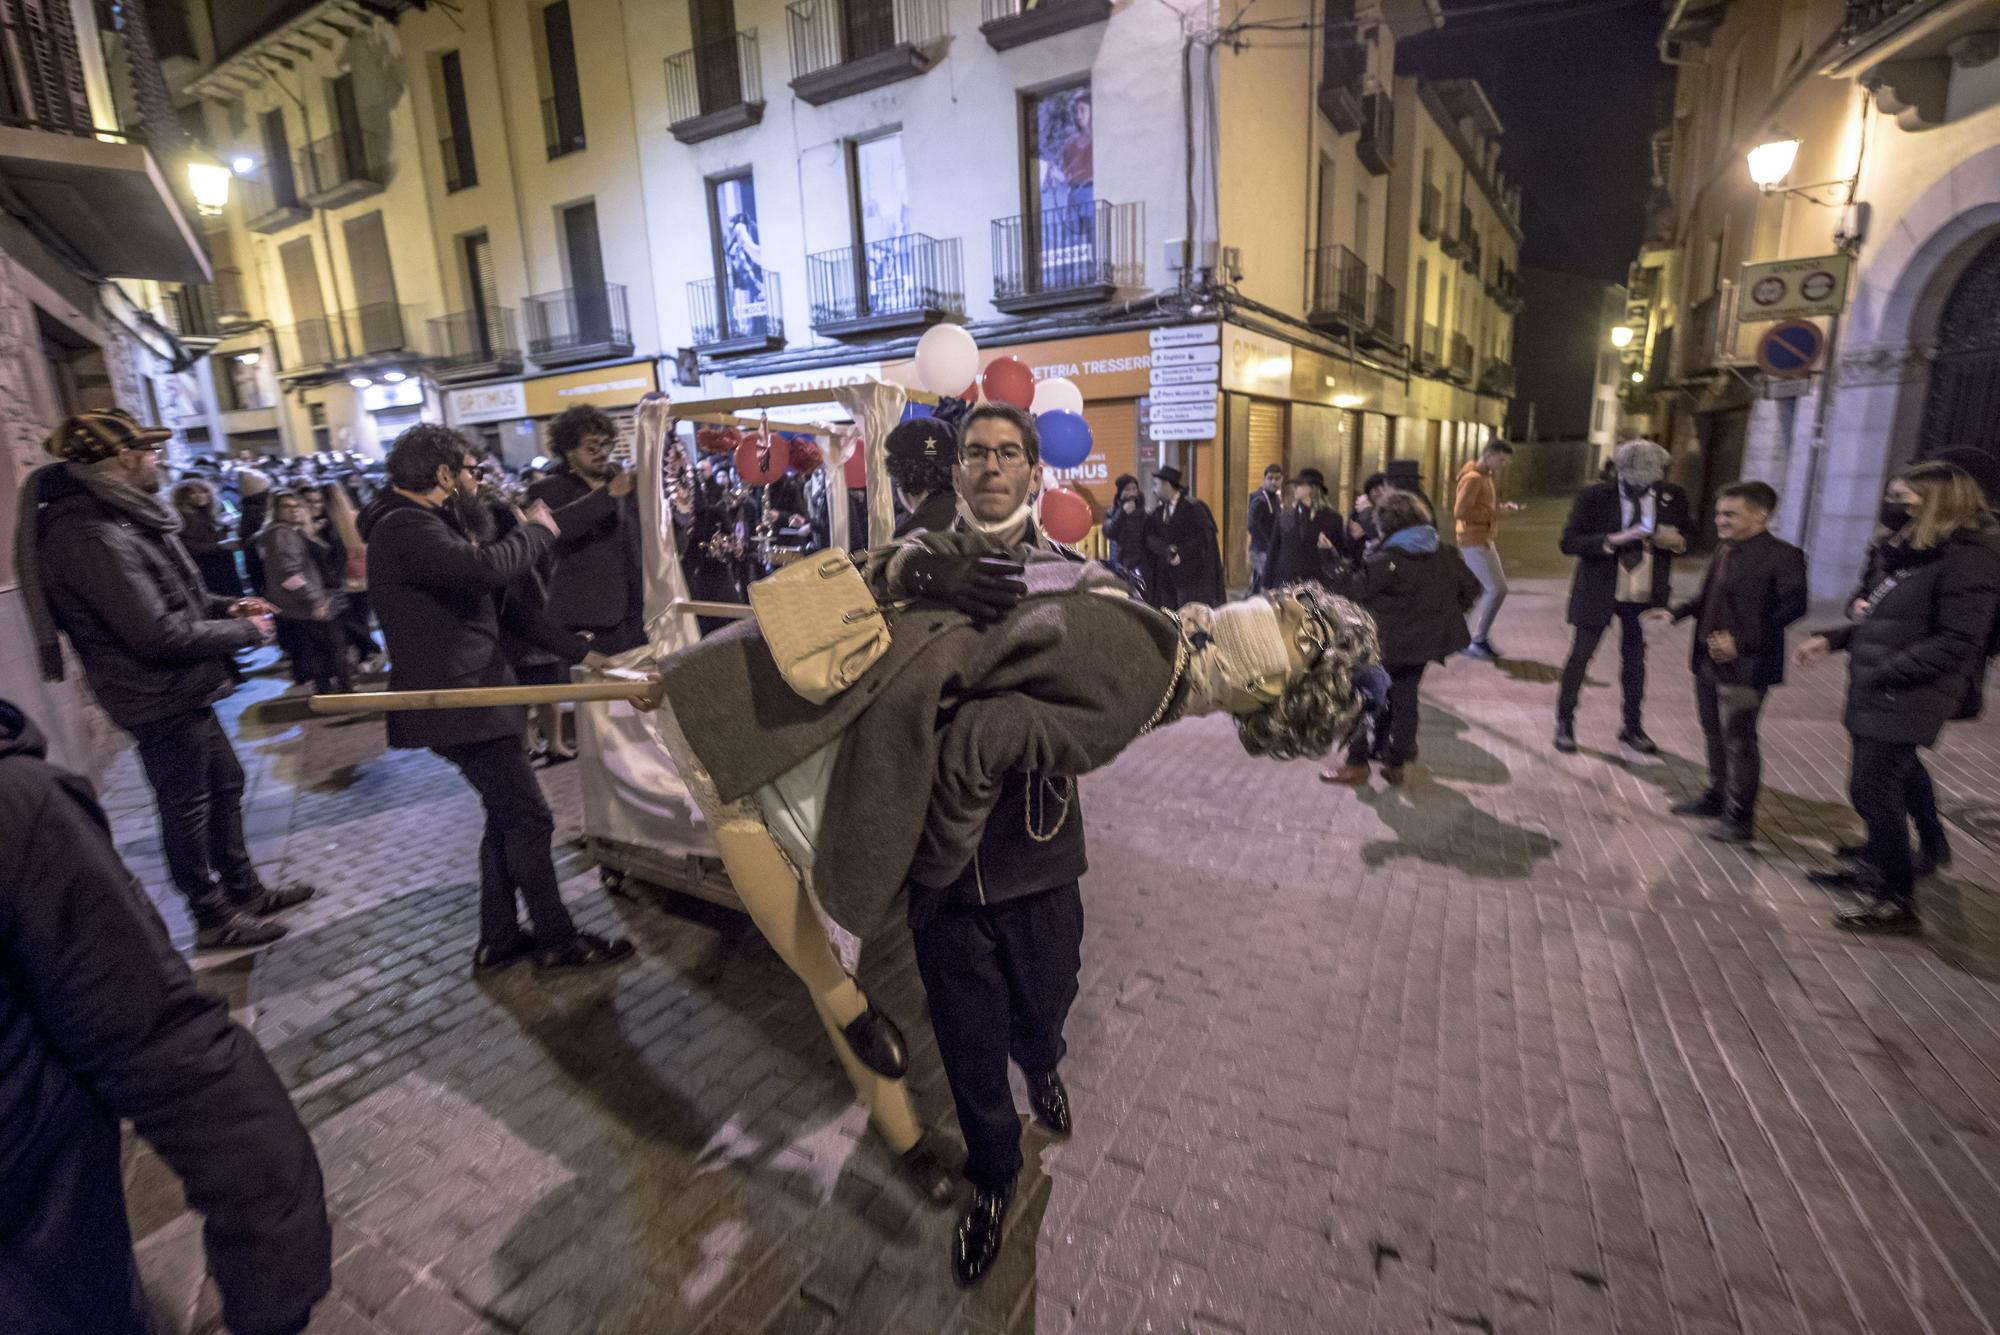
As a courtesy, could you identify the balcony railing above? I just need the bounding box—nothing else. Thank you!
[524,284,633,364]
[542,94,585,159]
[807,232,962,335]
[300,128,386,208]
[787,0,945,105]
[1449,332,1474,381]
[1370,275,1398,341]
[1840,0,1927,43]
[979,0,1113,50]
[689,269,785,352]
[1307,243,1369,328]
[242,171,309,233]
[1419,183,1441,240]
[992,201,1140,313]
[163,284,219,339]
[1479,358,1516,396]
[1419,322,1442,367]
[666,31,765,142]
[427,307,522,378]
[440,134,475,193]
[278,304,418,370]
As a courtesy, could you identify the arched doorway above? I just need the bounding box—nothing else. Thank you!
[1920,231,2000,463]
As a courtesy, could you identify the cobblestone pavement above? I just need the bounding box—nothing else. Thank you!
[107,497,2000,1335]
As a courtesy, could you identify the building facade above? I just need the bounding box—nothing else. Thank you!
[1622,0,2000,597]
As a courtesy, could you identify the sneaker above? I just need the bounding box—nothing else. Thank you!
[1670,792,1724,818]
[1461,640,1499,661]
[1617,727,1659,755]
[194,912,288,950]
[472,931,538,977]
[1834,901,1921,934]
[535,932,635,973]
[241,883,317,916]
[1320,764,1372,785]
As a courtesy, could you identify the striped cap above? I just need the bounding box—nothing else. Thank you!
[45,409,171,464]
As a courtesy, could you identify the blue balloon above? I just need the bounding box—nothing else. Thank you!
[1037,409,1092,469]
[901,401,934,422]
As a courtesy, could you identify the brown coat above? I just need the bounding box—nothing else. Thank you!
[1454,462,1498,548]
[658,552,1180,936]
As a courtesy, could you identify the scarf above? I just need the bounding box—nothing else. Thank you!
[1381,525,1440,555]
[17,459,202,682]
[956,493,1033,547]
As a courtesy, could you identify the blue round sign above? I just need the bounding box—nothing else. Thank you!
[1757,320,1823,379]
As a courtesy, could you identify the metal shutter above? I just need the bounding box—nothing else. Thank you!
[1245,399,1285,495]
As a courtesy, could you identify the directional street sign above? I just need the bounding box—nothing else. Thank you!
[1148,363,1221,386]
[1150,397,1219,423]
[1149,324,1220,349]
[1148,324,1221,439]
[1755,319,1824,380]
[1150,420,1220,442]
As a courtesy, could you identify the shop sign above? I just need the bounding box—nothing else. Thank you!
[1738,254,1851,322]
[1221,325,1293,396]
[362,380,423,412]
[446,380,528,426]
[521,360,658,417]
[885,330,1158,400]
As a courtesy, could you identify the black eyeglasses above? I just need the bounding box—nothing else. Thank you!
[959,443,1031,469]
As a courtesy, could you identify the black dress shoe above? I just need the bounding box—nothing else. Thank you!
[472,932,537,977]
[841,1007,908,1079]
[1671,792,1724,818]
[1027,1068,1072,1137]
[535,932,635,973]
[1617,727,1659,755]
[900,1139,957,1207]
[243,882,317,916]
[953,1182,1013,1287]
[194,912,288,950]
[1835,901,1921,934]
[1705,818,1754,845]
[1553,721,1578,754]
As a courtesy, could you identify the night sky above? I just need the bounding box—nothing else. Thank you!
[1405,0,1666,285]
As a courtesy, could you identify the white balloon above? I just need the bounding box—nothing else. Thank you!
[1030,376,1085,417]
[914,324,979,396]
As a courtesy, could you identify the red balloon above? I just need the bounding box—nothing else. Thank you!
[1040,487,1093,545]
[843,437,867,489]
[734,433,787,485]
[981,356,1036,410]
[958,380,981,404]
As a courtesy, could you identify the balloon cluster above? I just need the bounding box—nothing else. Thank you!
[699,423,825,482]
[912,325,1097,542]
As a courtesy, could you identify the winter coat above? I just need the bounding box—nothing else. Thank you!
[256,523,336,622]
[361,492,587,750]
[179,508,244,597]
[893,488,959,540]
[1100,499,1152,593]
[0,700,330,1335]
[1454,462,1499,547]
[1819,529,2000,746]
[1262,503,1345,588]
[33,469,261,731]
[1332,529,1482,665]
[1143,495,1226,608]
[1247,486,1281,554]
[526,469,644,637]
[1560,480,1696,626]
[1666,530,1809,688]
[237,492,270,593]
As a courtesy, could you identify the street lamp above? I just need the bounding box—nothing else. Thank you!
[1609,326,1635,349]
[1746,137,1801,190]
[186,152,232,216]
[1630,371,1645,383]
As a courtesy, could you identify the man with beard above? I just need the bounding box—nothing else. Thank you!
[528,404,644,653]
[363,425,633,975]
[19,410,314,949]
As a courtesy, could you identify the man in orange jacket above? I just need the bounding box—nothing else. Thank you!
[1455,441,1514,659]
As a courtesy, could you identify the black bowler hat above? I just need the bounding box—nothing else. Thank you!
[1293,468,1326,492]
[1154,465,1185,489]
[885,416,955,466]
[1385,458,1422,485]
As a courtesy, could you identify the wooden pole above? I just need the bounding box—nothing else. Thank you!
[307,680,658,716]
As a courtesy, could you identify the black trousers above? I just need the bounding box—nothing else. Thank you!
[434,735,578,949]
[1848,738,1947,909]
[1694,677,1767,821]
[910,881,1084,1192]
[131,706,257,928]
[282,617,351,694]
[1557,605,1649,728]
[1347,662,1428,766]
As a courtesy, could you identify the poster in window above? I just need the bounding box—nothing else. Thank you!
[711,175,765,329]
[855,134,912,312]
[1029,84,1093,218]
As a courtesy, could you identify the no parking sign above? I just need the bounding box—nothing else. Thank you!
[1756,320,1824,380]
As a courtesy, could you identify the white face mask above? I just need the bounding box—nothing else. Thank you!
[955,493,1033,541]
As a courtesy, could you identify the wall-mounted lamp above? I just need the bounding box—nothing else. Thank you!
[1609,326,1635,349]
[1746,134,1853,206]
[186,152,231,216]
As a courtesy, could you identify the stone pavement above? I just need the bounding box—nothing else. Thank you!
[105,496,2000,1335]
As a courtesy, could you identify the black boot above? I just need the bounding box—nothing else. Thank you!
[1617,725,1658,755]
[535,932,635,973]
[1553,719,1578,754]
[241,882,317,916]
[1027,1068,1072,1137]
[953,1181,1013,1287]
[472,930,537,978]
[841,1007,908,1079]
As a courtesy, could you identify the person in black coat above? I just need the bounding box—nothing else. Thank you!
[1246,463,1283,593]
[1100,472,1152,600]
[1262,467,1346,589]
[1342,471,1391,563]
[0,699,331,1335]
[1643,481,1809,842]
[1320,490,1481,785]
[887,414,961,540]
[171,478,244,597]
[1792,462,2000,933]
[527,404,646,654]
[363,424,633,975]
[1142,465,1225,608]
[20,411,312,951]
[1553,438,1694,754]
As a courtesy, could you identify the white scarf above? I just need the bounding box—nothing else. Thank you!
[955,494,1033,547]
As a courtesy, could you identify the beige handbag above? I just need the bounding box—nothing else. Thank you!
[747,551,894,705]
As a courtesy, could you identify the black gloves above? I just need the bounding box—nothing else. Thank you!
[902,551,1027,624]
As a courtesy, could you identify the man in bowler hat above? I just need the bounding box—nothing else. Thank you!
[1143,465,1225,607]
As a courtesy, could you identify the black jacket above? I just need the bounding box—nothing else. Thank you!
[1100,499,1151,590]
[1247,486,1281,553]
[526,470,644,638]
[1143,495,1226,608]
[34,469,261,731]
[362,493,585,750]
[1560,480,1696,626]
[1820,529,2000,746]
[1262,503,1346,588]
[1667,530,1809,688]
[0,701,330,1335]
[237,492,270,594]
[179,508,244,597]
[893,488,959,540]
[1332,534,1482,665]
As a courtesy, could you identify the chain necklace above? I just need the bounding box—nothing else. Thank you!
[1140,611,1194,735]
[1025,774,1074,842]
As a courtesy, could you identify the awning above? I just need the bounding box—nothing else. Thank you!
[0,127,209,283]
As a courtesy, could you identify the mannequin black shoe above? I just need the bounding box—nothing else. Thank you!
[242,882,317,916]
[1553,720,1578,754]
[1670,792,1724,818]
[535,932,635,973]
[953,1182,1013,1287]
[1834,900,1921,934]
[1617,727,1659,755]
[472,931,537,977]
[1027,1068,1072,1137]
[842,1007,908,1079]
[899,1139,957,1207]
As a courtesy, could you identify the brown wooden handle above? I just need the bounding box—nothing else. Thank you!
[307,679,657,715]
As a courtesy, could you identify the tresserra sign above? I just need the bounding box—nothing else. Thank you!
[447,360,658,426]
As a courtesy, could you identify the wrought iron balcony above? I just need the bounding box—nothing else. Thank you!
[1840,0,1934,44]
[427,307,523,381]
[524,284,633,365]
[1306,243,1369,332]
[689,270,785,354]
[440,134,475,193]
[1419,322,1442,368]
[1357,90,1392,176]
[300,128,386,208]
[163,284,220,340]
[243,170,309,233]
[1479,358,1515,396]
[666,31,765,143]
[278,304,418,371]
[542,94,585,159]
[1449,332,1474,382]
[807,233,961,336]
[991,201,1140,314]
[1419,183,1441,240]
[979,0,1113,51]
[787,0,945,106]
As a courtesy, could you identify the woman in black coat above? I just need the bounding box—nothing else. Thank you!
[1321,490,1482,785]
[1261,469,1346,589]
[171,479,244,597]
[1794,461,2000,933]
